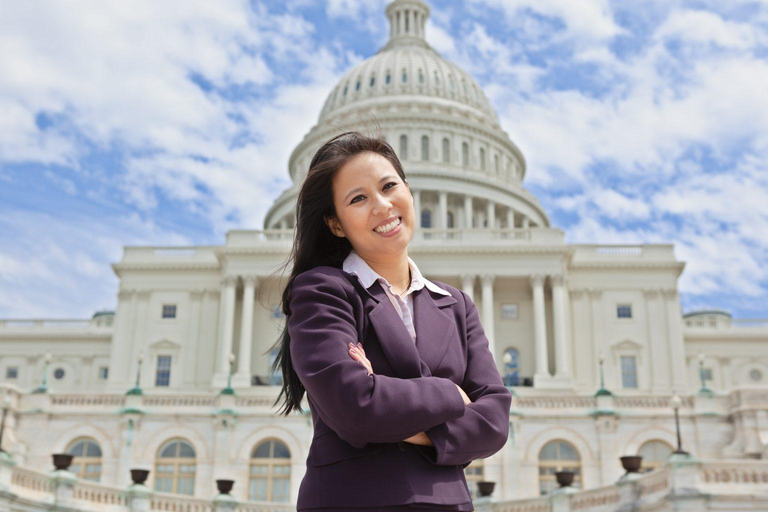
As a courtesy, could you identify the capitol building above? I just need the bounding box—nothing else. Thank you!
[1,1,768,511]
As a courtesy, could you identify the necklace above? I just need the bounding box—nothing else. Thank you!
[397,268,412,298]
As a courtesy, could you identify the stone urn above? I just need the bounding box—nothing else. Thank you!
[477,481,495,497]
[555,470,575,488]
[130,468,150,485]
[216,479,235,495]
[620,455,643,474]
[52,453,73,471]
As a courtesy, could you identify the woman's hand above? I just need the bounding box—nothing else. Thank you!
[348,342,373,375]
[455,383,471,405]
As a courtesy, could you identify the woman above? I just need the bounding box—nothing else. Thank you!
[269,131,511,510]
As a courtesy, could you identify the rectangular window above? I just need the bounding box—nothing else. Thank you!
[99,367,109,380]
[6,367,18,379]
[617,304,632,318]
[701,368,713,381]
[156,356,171,386]
[621,356,638,388]
[162,304,177,319]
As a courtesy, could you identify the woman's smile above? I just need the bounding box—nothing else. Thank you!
[373,216,402,236]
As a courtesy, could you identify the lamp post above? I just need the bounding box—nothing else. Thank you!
[0,394,10,453]
[127,352,144,396]
[596,351,612,396]
[698,352,712,395]
[670,393,689,455]
[220,353,236,395]
[32,352,52,394]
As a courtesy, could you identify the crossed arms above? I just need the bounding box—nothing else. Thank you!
[287,268,511,466]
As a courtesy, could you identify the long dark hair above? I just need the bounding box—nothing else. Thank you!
[263,131,408,416]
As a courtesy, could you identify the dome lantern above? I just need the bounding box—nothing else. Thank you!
[383,0,431,50]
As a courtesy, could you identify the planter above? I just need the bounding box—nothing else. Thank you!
[555,471,574,488]
[477,481,495,497]
[620,455,643,474]
[130,469,150,485]
[52,453,73,471]
[216,479,235,495]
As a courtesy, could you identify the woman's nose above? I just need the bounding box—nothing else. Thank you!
[372,193,393,214]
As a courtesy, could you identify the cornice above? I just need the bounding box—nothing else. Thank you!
[569,261,686,271]
[113,263,221,273]
[0,332,112,340]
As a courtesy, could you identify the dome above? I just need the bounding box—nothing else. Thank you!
[264,0,550,234]
[318,0,498,124]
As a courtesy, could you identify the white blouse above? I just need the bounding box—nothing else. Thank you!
[342,249,451,343]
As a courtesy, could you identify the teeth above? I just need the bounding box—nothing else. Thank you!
[375,217,401,233]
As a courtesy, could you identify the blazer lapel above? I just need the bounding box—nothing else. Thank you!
[413,285,457,376]
[366,280,457,379]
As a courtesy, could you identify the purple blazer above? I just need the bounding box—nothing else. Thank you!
[288,265,511,510]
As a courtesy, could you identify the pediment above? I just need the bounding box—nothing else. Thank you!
[149,338,181,350]
[610,339,643,351]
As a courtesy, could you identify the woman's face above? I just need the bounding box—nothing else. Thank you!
[325,151,414,260]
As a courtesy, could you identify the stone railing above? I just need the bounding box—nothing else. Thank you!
[701,460,768,489]
[0,459,295,512]
[0,318,110,329]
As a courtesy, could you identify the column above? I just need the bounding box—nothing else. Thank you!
[589,289,607,389]
[133,291,151,388]
[481,274,496,361]
[413,189,422,228]
[464,195,473,228]
[551,274,571,381]
[522,217,530,229]
[664,289,689,393]
[216,276,238,380]
[438,191,448,230]
[106,290,137,391]
[234,276,258,387]
[486,200,496,229]
[530,274,549,385]
[644,288,671,393]
[506,207,514,229]
[461,274,475,303]
[184,290,205,387]
[279,217,288,229]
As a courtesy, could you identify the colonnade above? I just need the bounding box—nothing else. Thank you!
[412,189,533,230]
[215,275,261,388]
[213,271,572,389]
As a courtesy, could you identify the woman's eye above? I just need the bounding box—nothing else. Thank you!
[350,183,397,204]
[384,182,397,190]
[350,195,363,204]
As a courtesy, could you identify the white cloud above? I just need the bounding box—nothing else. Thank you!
[656,9,765,49]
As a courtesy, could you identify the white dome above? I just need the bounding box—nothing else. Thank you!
[265,0,550,233]
[318,0,498,125]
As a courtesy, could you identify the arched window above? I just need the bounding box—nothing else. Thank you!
[503,348,520,386]
[343,82,349,96]
[421,209,432,228]
[638,440,673,473]
[399,135,408,160]
[464,459,484,500]
[479,147,486,170]
[249,439,291,502]
[155,439,196,495]
[355,79,361,91]
[402,68,408,83]
[370,74,375,87]
[421,135,429,161]
[434,71,440,86]
[66,438,102,482]
[418,69,424,84]
[539,440,581,495]
[442,138,450,164]
[386,71,391,85]
[494,154,499,173]
[461,142,469,166]
[447,211,454,228]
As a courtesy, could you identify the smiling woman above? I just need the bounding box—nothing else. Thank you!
[266,131,511,510]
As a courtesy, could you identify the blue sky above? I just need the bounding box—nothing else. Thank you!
[1,0,767,319]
